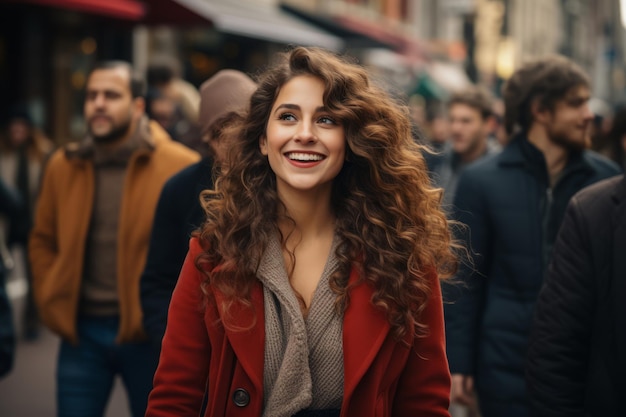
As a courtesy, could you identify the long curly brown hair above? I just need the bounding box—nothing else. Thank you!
[197,46,457,340]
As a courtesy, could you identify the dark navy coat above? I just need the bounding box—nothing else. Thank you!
[140,158,213,343]
[444,134,621,417]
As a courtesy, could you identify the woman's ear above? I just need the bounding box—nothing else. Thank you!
[259,136,268,155]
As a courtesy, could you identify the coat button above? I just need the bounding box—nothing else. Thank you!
[232,388,250,407]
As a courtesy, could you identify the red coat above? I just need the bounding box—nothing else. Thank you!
[146,238,451,417]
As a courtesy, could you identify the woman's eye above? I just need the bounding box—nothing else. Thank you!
[278,112,296,121]
[318,116,336,125]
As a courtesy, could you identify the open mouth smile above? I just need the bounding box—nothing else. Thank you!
[285,152,325,162]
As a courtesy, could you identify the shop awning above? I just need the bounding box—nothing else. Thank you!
[280,3,398,51]
[12,0,145,20]
[144,0,344,51]
[426,61,471,93]
[409,61,471,100]
[410,74,448,100]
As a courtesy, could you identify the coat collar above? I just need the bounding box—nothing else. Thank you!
[611,176,626,377]
[498,133,538,166]
[342,267,390,400]
[498,133,592,177]
[216,265,391,402]
[64,117,167,161]
[212,283,265,392]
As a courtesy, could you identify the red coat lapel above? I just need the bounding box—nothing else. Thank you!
[213,282,265,391]
[343,266,390,400]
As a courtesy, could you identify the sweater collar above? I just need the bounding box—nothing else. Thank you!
[65,115,155,162]
[213,241,393,409]
[257,232,343,415]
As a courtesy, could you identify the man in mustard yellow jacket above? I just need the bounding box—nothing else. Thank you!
[28,61,199,417]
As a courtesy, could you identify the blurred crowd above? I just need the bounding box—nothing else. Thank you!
[1,46,625,417]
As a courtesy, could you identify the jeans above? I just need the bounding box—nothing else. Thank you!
[57,315,160,417]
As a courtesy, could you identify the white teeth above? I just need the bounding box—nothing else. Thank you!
[286,152,324,161]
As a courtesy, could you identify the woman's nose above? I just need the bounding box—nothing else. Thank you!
[294,121,316,143]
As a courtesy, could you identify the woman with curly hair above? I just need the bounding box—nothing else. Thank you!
[146,46,456,417]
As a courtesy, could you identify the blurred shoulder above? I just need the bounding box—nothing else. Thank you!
[460,151,502,179]
[149,120,200,163]
[572,174,624,208]
[161,159,211,193]
[582,150,622,176]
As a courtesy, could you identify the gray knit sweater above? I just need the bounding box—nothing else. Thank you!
[257,234,344,417]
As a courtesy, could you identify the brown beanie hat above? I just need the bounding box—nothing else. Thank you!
[199,69,257,135]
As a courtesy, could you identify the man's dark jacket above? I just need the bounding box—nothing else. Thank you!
[444,134,621,417]
[526,174,626,417]
[140,158,213,343]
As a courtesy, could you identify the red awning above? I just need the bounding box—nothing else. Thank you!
[334,15,404,50]
[334,14,426,58]
[142,0,211,26]
[13,0,146,21]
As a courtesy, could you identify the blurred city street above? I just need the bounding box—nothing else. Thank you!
[1,1,626,417]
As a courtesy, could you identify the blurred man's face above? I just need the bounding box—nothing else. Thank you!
[429,117,449,144]
[202,121,225,162]
[545,85,593,151]
[8,119,31,147]
[448,103,490,157]
[150,97,176,130]
[84,67,143,144]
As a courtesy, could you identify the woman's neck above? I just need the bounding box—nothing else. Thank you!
[277,186,335,245]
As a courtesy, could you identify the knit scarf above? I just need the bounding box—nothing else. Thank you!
[257,234,344,417]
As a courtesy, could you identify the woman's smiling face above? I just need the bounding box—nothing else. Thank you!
[260,75,346,197]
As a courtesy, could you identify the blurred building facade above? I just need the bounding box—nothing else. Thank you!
[2,0,626,147]
[0,0,347,145]
[471,0,626,103]
[0,0,138,145]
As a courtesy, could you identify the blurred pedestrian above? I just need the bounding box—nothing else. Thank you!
[28,61,199,417]
[145,87,203,156]
[147,56,200,122]
[597,103,626,170]
[425,101,450,151]
[0,177,23,378]
[0,106,54,340]
[140,69,256,345]
[421,101,450,176]
[427,86,500,210]
[490,98,508,146]
[147,57,203,154]
[444,55,620,417]
[588,98,614,161]
[145,88,180,135]
[146,46,455,417]
[526,170,625,416]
